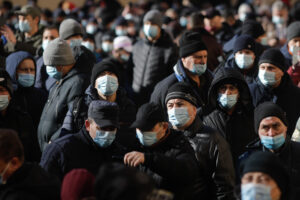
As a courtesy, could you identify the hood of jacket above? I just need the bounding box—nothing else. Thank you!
[208,67,253,110]
[71,45,96,74]
[5,51,36,90]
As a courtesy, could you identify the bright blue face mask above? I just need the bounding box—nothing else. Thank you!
[19,21,31,32]
[136,129,157,146]
[82,41,95,52]
[218,93,238,109]
[93,129,117,148]
[97,75,119,96]
[168,107,190,127]
[46,66,62,80]
[115,29,127,36]
[143,24,158,38]
[235,54,254,69]
[241,183,271,200]
[190,63,207,75]
[0,95,9,111]
[260,133,285,150]
[70,39,82,48]
[101,42,113,53]
[258,70,277,87]
[18,73,35,87]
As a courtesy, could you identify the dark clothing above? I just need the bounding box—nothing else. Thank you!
[61,85,137,148]
[34,56,56,92]
[150,60,213,119]
[0,105,40,162]
[280,43,292,69]
[37,63,90,152]
[132,30,178,105]
[287,63,300,87]
[137,129,200,200]
[203,67,256,166]
[0,163,61,200]
[40,128,126,180]
[214,22,234,46]
[191,27,224,71]
[248,74,300,135]
[241,137,300,199]
[184,116,236,200]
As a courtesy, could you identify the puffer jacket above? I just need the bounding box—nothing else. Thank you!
[132,30,178,105]
[37,62,90,152]
[248,73,300,135]
[184,116,236,200]
[203,67,256,166]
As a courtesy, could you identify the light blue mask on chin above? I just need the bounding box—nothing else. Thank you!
[189,63,207,75]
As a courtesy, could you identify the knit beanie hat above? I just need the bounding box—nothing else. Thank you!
[43,38,75,66]
[258,48,285,72]
[61,169,95,200]
[241,20,265,39]
[0,69,13,96]
[143,10,163,27]
[240,151,289,196]
[90,59,120,86]
[254,102,288,133]
[165,82,198,107]
[233,35,256,54]
[287,21,300,42]
[179,31,207,58]
[59,18,83,40]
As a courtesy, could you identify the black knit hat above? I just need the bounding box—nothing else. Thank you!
[179,31,207,58]
[254,102,288,133]
[240,151,289,196]
[0,69,13,96]
[287,21,300,42]
[90,59,120,86]
[258,48,285,72]
[233,35,255,54]
[241,20,265,39]
[165,82,198,107]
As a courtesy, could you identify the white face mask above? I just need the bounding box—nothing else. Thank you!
[0,95,9,111]
[235,54,254,69]
[258,70,277,87]
[241,183,272,200]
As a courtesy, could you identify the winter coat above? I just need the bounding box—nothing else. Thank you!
[132,30,178,105]
[137,129,200,200]
[40,128,127,180]
[203,67,256,166]
[248,74,300,135]
[0,104,40,162]
[37,62,90,152]
[150,60,213,119]
[5,51,48,128]
[61,85,137,148]
[0,163,61,200]
[214,22,234,45]
[280,43,292,69]
[34,56,56,92]
[241,137,300,199]
[287,63,300,87]
[184,116,236,200]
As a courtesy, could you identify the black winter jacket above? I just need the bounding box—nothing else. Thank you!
[248,74,300,135]
[184,116,236,200]
[40,128,127,180]
[203,67,256,166]
[0,163,61,200]
[132,30,178,105]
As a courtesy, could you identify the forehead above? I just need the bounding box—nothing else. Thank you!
[43,29,59,36]
[19,14,33,20]
[167,98,188,104]
[219,83,237,88]
[19,59,35,68]
[259,63,279,68]
[260,116,283,125]
[243,171,270,178]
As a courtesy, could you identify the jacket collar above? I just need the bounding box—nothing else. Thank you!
[184,115,204,138]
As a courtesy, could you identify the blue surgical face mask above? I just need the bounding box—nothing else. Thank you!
[18,73,35,87]
[69,39,82,48]
[0,162,10,185]
[272,16,285,25]
[143,24,158,38]
[180,17,188,27]
[289,45,295,55]
[260,37,268,46]
[190,63,207,75]
[97,75,119,96]
[86,25,97,35]
[19,21,31,32]
[258,70,277,87]
[46,66,62,80]
[81,20,88,27]
[121,54,130,62]
[136,129,157,146]
[101,42,113,53]
[235,54,254,69]
[0,95,9,111]
[168,107,190,127]
[260,133,285,150]
[42,39,51,50]
[218,93,238,109]
[82,41,95,52]
[241,183,271,200]
[93,129,117,148]
[115,29,127,36]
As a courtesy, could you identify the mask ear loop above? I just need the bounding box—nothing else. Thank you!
[1,161,10,184]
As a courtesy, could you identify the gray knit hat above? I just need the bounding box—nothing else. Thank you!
[59,18,83,40]
[43,38,75,66]
[143,10,163,27]
[287,21,300,42]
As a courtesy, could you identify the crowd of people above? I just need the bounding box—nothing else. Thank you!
[0,0,300,199]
